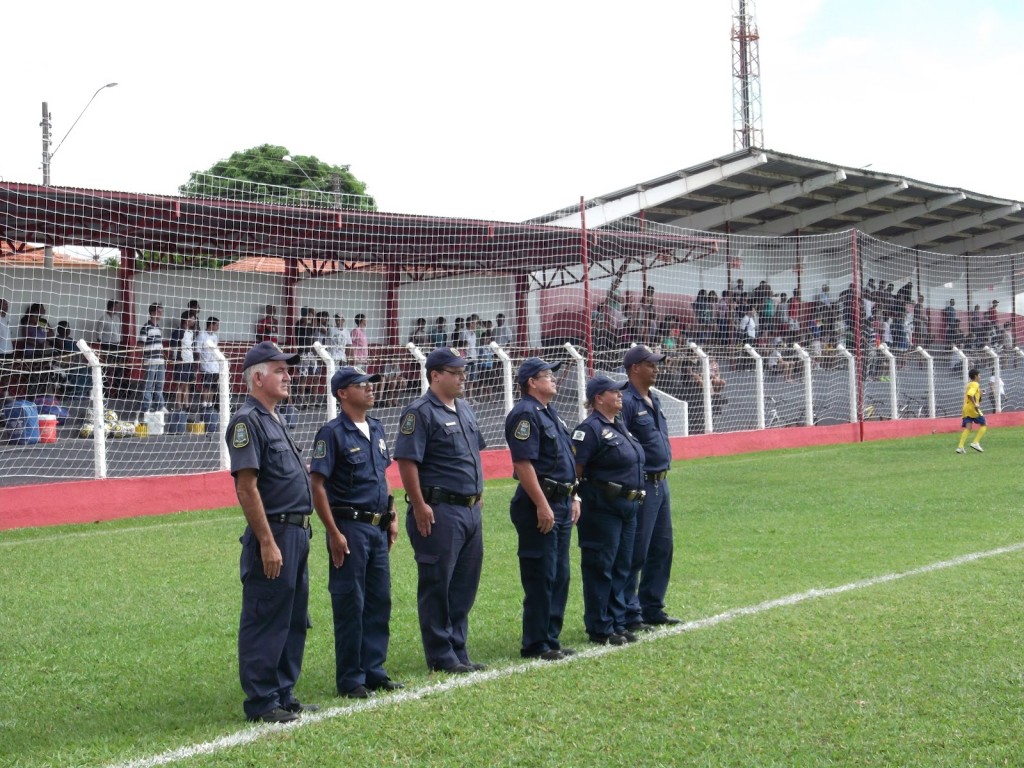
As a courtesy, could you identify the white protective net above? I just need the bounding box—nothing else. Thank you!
[0,181,1021,485]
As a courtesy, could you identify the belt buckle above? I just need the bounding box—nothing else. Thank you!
[371,512,382,526]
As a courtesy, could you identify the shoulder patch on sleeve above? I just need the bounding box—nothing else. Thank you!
[400,411,417,435]
[232,422,250,449]
[572,429,586,441]
[513,419,531,441]
[313,439,327,459]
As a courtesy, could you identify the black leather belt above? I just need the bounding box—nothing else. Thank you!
[646,470,669,482]
[268,513,310,528]
[586,479,646,502]
[540,477,578,500]
[423,487,482,507]
[332,507,394,529]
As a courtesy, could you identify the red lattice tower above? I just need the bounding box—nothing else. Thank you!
[732,0,764,150]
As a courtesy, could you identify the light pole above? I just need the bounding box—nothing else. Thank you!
[41,82,118,267]
[282,155,320,188]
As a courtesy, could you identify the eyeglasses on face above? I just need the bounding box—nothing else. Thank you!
[441,368,467,377]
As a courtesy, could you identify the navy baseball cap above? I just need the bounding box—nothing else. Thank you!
[517,357,561,386]
[585,376,628,401]
[331,366,382,392]
[623,344,667,368]
[242,341,300,369]
[425,347,468,370]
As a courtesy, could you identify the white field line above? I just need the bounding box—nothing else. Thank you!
[104,540,1024,768]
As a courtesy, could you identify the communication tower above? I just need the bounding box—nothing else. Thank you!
[732,0,764,150]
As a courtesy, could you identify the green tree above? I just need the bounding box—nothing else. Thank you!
[179,143,375,211]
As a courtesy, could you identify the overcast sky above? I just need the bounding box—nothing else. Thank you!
[3,0,1022,224]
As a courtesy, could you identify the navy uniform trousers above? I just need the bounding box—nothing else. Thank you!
[405,500,483,670]
[329,518,392,692]
[238,521,311,720]
[510,492,573,654]
[576,486,638,638]
[625,476,674,625]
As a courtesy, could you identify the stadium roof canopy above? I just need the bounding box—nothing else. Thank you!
[531,147,1024,257]
[0,181,717,283]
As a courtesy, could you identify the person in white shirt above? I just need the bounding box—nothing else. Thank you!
[329,314,351,364]
[93,299,122,349]
[740,309,758,344]
[0,298,12,355]
[170,311,197,411]
[196,316,220,407]
[90,299,125,395]
[0,298,12,397]
[492,313,513,349]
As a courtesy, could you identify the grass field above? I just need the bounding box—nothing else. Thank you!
[2,429,1023,767]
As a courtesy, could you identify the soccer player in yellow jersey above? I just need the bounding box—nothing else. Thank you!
[956,368,988,454]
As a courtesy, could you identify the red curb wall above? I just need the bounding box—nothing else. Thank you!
[3,413,1021,531]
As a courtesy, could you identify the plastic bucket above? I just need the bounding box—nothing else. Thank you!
[38,415,58,444]
[144,411,165,436]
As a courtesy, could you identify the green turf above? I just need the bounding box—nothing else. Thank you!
[1,429,1022,767]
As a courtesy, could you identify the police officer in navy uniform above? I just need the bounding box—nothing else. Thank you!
[572,375,646,646]
[311,366,405,699]
[394,347,487,674]
[227,341,318,723]
[620,344,682,630]
[505,357,580,661]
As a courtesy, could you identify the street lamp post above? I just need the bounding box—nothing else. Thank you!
[41,82,118,267]
[282,155,319,188]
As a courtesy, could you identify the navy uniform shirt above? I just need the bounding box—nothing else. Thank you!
[393,390,486,496]
[226,395,312,516]
[309,411,391,513]
[505,394,575,484]
[620,382,672,472]
[572,412,646,490]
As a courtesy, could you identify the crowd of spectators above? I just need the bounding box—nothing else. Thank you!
[1,282,1017,427]
[588,277,1015,366]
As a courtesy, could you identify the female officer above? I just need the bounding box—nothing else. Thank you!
[571,376,646,646]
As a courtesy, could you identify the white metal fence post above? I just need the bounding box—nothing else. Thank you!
[76,339,107,479]
[312,341,337,422]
